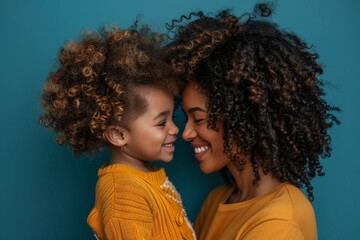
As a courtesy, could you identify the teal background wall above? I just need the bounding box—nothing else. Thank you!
[0,0,358,239]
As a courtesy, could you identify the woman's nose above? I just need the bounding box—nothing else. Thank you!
[182,123,196,141]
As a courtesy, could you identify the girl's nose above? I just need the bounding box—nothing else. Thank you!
[169,121,179,136]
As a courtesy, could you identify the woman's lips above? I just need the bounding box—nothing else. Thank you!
[193,145,209,160]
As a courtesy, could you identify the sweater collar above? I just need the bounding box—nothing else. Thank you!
[98,163,167,186]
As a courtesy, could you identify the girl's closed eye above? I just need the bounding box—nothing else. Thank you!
[156,120,167,127]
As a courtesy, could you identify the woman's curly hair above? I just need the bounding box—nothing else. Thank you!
[167,4,340,201]
[40,25,177,156]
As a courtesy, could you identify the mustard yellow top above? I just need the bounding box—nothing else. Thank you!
[87,164,196,240]
[194,183,317,240]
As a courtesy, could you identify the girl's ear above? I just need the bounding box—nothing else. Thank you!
[104,125,129,147]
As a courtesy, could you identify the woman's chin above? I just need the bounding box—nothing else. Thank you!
[199,164,216,174]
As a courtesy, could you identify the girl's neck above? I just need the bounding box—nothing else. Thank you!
[226,161,281,203]
[109,147,156,172]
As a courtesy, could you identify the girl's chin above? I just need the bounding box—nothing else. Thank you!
[159,157,173,163]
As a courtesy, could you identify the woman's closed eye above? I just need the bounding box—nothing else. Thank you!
[193,118,204,123]
[183,118,204,124]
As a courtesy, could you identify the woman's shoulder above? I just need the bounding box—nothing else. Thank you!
[279,183,314,210]
[259,183,315,222]
[282,183,315,216]
[243,183,316,239]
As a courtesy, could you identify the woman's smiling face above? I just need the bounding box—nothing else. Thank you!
[181,82,230,174]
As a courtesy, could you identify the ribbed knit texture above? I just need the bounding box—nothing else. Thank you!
[87,164,196,240]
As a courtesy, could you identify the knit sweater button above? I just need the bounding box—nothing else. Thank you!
[176,213,184,226]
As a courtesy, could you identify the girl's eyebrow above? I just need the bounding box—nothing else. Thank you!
[153,110,170,120]
[182,107,207,114]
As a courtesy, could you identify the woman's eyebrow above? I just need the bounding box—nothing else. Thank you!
[182,107,207,114]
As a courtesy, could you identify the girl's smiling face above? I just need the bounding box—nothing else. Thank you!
[111,86,179,170]
[181,82,230,174]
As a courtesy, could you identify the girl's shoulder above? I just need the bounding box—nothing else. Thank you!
[96,164,167,197]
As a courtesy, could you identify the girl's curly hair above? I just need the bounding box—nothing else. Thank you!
[40,25,177,156]
[167,4,340,201]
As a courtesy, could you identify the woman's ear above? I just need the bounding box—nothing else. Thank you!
[104,125,129,147]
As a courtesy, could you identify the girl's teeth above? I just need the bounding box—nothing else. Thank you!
[163,143,173,147]
[194,146,209,153]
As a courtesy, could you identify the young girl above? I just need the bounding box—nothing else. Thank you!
[39,26,195,240]
[167,3,340,240]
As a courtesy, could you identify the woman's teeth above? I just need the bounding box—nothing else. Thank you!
[194,146,209,153]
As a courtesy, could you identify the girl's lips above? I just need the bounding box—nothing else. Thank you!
[162,142,175,153]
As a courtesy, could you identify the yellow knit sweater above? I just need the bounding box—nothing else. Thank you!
[87,164,196,240]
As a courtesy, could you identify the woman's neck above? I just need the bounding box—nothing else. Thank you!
[226,161,281,203]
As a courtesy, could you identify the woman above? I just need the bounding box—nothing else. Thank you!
[168,4,340,240]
